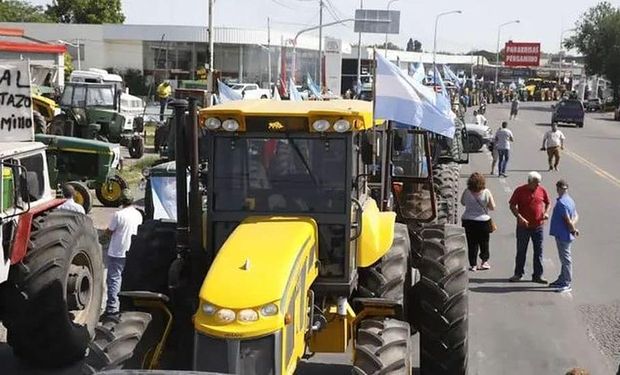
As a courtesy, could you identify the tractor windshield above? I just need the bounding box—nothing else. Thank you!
[212,135,347,214]
[60,84,115,108]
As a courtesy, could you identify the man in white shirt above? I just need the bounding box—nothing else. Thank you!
[493,121,514,177]
[473,110,487,126]
[57,184,85,214]
[104,189,143,316]
[541,123,566,171]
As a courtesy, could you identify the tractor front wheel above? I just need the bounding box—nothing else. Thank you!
[128,136,145,159]
[353,318,412,374]
[2,209,103,368]
[67,180,93,214]
[96,175,128,207]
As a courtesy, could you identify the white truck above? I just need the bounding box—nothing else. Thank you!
[230,83,271,99]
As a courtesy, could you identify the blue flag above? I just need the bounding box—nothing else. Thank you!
[306,74,322,100]
[218,79,242,102]
[443,65,461,89]
[288,78,303,101]
[374,54,455,138]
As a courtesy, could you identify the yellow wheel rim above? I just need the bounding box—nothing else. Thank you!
[74,190,85,205]
[101,180,122,202]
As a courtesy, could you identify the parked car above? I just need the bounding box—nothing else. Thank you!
[584,98,602,112]
[465,122,493,152]
[230,83,270,99]
[552,99,585,128]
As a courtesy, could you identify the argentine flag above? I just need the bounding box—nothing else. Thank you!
[374,53,456,138]
[307,74,322,100]
[412,62,426,83]
[288,78,303,101]
[218,79,242,103]
[443,65,461,89]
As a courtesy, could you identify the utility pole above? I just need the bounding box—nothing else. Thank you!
[356,0,363,90]
[268,17,272,91]
[208,0,214,88]
[318,0,324,88]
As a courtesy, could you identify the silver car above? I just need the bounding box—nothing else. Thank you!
[465,123,494,152]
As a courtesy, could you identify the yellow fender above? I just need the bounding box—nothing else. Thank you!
[356,199,396,268]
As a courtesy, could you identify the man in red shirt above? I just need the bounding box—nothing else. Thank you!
[508,171,551,283]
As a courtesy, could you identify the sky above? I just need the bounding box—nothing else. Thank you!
[30,0,611,53]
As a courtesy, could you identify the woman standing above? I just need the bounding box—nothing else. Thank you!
[461,172,496,271]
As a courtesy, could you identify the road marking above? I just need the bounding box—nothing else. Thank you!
[564,149,620,189]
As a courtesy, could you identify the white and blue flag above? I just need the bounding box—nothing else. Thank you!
[374,53,455,138]
[412,62,426,83]
[272,85,281,100]
[307,74,322,100]
[434,66,448,98]
[218,79,242,103]
[443,65,461,89]
[288,78,303,101]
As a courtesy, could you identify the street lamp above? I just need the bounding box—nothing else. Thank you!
[433,10,462,84]
[384,0,399,57]
[57,39,81,70]
[494,20,520,89]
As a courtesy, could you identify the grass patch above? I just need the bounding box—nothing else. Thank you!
[118,155,159,188]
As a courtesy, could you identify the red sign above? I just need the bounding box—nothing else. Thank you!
[504,42,541,67]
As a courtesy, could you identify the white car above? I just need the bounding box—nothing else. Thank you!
[230,83,271,99]
[465,123,494,152]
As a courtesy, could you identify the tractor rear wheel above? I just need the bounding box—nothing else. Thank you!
[82,312,152,374]
[33,110,47,134]
[50,114,70,136]
[412,224,468,375]
[433,163,458,225]
[68,180,92,214]
[2,209,103,368]
[358,223,410,307]
[128,137,145,159]
[352,318,412,375]
[96,175,128,207]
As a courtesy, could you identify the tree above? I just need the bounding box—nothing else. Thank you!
[406,38,414,51]
[565,1,620,99]
[372,42,402,51]
[0,0,51,22]
[406,38,423,52]
[64,51,74,78]
[46,0,125,24]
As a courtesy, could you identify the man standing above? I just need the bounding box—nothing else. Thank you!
[104,189,143,316]
[57,184,85,214]
[508,171,551,283]
[157,80,172,122]
[541,123,566,171]
[549,179,579,292]
[510,96,520,120]
[494,121,514,177]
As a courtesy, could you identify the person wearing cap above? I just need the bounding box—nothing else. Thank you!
[549,179,579,292]
[57,184,85,214]
[508,171,551,283]
[104,189,143,317]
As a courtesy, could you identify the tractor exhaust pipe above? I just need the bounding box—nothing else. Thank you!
[172,99,190,247]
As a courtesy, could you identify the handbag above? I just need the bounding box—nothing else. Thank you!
[472,190,496,233]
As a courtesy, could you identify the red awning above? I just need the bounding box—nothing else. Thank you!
[0,27,25,37]
[0,41,66,54]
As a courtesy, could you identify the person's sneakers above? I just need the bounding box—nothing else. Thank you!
[555,285,572,293]
[509,274,522,282]
[532,276,549,284]
[554,166,559,171]
[101,311,120,322]
[549,166,554,171]
[501,173,508,178]
[469,266,477,272]
[478,261,491,270]
[549,280,563,288]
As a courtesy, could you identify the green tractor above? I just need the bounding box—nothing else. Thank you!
[49,82,145,159]
[35,134,128,213]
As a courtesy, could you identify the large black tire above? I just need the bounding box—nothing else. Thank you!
[466,134,483,153]
[358,223,410,307]
[82,312,152,374]
[412,224,468,375]
[68,180,93,214]
[352,318,412,375]
[449,163,461,225]
[3,210,103,368]
[96,175,128,207]
[50,114,70,136]
[33,110,47,134]
[121,220,178,294]
[433,163,459,225]
[128,137,145,159]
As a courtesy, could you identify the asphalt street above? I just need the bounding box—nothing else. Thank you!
[2,102,620,374]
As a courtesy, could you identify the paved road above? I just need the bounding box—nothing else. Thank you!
[3,102,620,374]
[465,102,620,374]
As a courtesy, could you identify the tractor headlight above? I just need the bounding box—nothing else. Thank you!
[215,308,236,323]
[222,119,240,132]
[141,167,150,178]
[333,119,351,133]
[238,309,259,322]
[312,119,330,132]
[205,117,221,130]
[201,303,217,316]
[260,303,278,317]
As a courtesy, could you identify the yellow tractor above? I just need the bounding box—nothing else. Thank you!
[101,99,468,374]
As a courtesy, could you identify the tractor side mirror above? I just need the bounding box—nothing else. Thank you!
[360,133,374,165]
[1,162,31,219]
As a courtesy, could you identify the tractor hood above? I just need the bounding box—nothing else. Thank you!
[34,134,118,154]
[199,216,317,310]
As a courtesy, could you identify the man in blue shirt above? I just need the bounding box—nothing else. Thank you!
[549,179,579,292]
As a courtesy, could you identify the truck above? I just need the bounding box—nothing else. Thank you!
[230,83,271,99]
